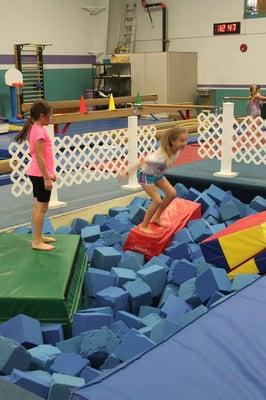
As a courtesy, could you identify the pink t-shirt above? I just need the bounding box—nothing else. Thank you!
[27,124,55,178]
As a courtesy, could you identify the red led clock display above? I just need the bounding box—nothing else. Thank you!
[214,22,241,35]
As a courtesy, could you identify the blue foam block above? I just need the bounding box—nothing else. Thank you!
[129,206,146,225]
[209,292,235,308]
[219,201,240,221]
[109,207,129,217]
[115,311,146,330]
[28,344,61,370]
[231,197,248,218]
[80,327,119,363]
[101,217,122,233]
[110,320,130,339]
[0,336,31,374]
[160,295,191,322]
[80,366,101,383]
[123,278,152,314]
[71,218,89,235]
[207,184,226,204]
[142,313,162,328]
[99,354,121,370]
[144,256,169,273]
[138,306,162,318]
[168,259,197,285]
[121,232,130,246]
[194,261,214,276]
[250,195,266,212]
[79,307,113,315]
[157,254,173,267]
[84,268,117,298]
[196,267,232,302]
[54,226,74,234]
[165,242,191,261]
[41,324,64,345]
[96,286,130,314]
[91,247,122,270]
[81,225,101,243]
[203,206,220,221]
[14,226,31,234]
[225,218,239,226]
[42,217,54,234]
[195,191,216,212]
[72,312,113,336]
[48,373,85,400]
[56,336,82,354]
[0,314,43,348]
[188,219,213,243]
[174,183,188,198]
[177,305,208,328]
[211,223,226,234]
[172,228,193,244]
[206,291,225,308]
[101,229,121,246]
[125,250,145,267]
[117,254,141,272]
[178,277,201,307]
[128,197,146,213]
[158,283,179,308]
[111,267,137,287]
[206,216,219,226]
[50,353,88,376]
[137,265,167,298]
[85,239,106,262]
[150,319,180,344]
[26,370,52,385]
[187,243,204,261]
[114,329,155,362]
[184,187,201,201]
[245,207,257,216]
[92,214,108,226]
[9,369,50,399]
[231,274,259,292]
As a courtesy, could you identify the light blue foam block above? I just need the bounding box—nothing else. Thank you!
[123,278,152,314]
[91,247,122,270]
[168,259,197,285]
[207,184,226,204]
[50,352,88,376]
[109,207,129,217]
[250,195,266,212]
[125,250,145,267]
[178,277,201,307]
[143,256,169,273]
[184,187,201,201]
[231,274,259,292]
[48,373,85,400]
[80,366,101,383]
[117,254,141,272]
[0,336,31,375]
[158,283,179,308]
[85,239,106,262]
[72,312,113,336]
[0,314,43,349]
[9,369,50,399]
[195,191,216,212]
[137,265,167,298]
[96,286,130,314]
[206,291,225,308]
[219,201,241,221]
[160,295,191,322]
[129,206,146,225]
[81,225,101,243]
[99,354,121,370]
[165,242,191,261]
[28,344,61,370]
[110,320,130,340]
[54,226,74,234]
[172,228,193,244]
[115,311,146,330]
[111,267,137,287]
[92,214,108,226]
[56,336,82,354]
[14,226,31,234]
[80,327,119,361]
[138,306,162,318]
[101,229,121,246]
[174,183,188,198]
[114,329,155,362]
[188,219,213,243]
[84,268,117,298]
[142,313,162,328]
[150,319,180,344]
[71,218,89,235]
[177,305,208,328]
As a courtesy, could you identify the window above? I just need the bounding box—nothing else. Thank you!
[245,0,266,17]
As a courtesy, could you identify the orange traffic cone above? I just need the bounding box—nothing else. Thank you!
[79,95,86,113]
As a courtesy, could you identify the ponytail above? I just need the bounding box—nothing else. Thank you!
[15,100,51,144]
[15,117,32,144]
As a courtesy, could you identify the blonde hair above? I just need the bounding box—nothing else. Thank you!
[250,84,260,98]
[156,126,187,163]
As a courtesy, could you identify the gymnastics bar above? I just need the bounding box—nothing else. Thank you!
[141,103,216,120]
[223,96,249,101]
[21,94,158,113]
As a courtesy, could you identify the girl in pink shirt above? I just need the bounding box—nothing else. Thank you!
[15,101,56,251]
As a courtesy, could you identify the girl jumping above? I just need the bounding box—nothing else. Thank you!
[137,126,188,234]
[16,101,56,251]
[247,84,266,118]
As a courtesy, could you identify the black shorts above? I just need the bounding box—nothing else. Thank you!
[29,176,51,203]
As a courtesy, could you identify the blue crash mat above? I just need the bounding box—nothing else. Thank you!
[70,276,266,400]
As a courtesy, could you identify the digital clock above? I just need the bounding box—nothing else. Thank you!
[213,22,241,35]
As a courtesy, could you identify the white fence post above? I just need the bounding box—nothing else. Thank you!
[122,116,141,191]
[214,102,239,178]
[45,124,67,209]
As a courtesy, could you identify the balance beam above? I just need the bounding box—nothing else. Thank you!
[22,94,158,113]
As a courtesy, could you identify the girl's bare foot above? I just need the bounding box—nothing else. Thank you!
[32,241,55,251]
[43,236,57,243]
[151,218,168,228]
[139,225,155,234]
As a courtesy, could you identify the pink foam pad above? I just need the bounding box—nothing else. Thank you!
[124,198,201,259]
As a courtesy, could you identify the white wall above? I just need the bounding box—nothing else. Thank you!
[0,0,109,55]
[133,0,266,85]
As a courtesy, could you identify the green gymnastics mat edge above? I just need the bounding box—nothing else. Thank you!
[0,234,87,325]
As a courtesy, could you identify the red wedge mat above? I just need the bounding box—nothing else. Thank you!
[124,198,201,259]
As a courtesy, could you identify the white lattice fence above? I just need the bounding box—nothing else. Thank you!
[8,122,157,198]
[197,103,266,177]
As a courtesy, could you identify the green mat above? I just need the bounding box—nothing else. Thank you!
[0,234,87,326]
